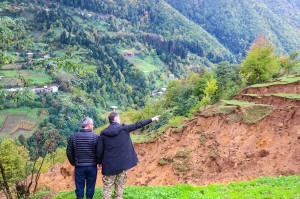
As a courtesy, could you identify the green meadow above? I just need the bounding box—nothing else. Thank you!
[51,175,300,199]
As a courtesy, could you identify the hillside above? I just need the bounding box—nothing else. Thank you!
[165,0,300,57]
[1,0,234,141]
[1,1,300,197]
[34,78,300,192]
[1,0,300,141]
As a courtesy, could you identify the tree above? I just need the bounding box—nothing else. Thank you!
[200,76,218,106]
[281,51,300,75]
[0,139,29,186]
[241,34,281,84]
[0,2,26,65]
[163,80,181,108]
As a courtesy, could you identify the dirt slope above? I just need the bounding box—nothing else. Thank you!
[35,82,300,192]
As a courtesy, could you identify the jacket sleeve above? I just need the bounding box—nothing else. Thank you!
[123,118,152,133]
[96,135,104,164]
[66,136,75,166]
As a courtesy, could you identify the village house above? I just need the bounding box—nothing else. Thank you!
[168,74,175,78]
[50,86,59,92]
[124,52,134,57]
[161,88,167,92]
[43,54,50,58]
[6,88,18,94]
[15,52,20,56]
[110,106,118,111]
[26,53,33,58]
[30,85,59,94]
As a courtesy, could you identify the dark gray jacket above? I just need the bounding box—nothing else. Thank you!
[66,129,99,167]
[97,119,152,175]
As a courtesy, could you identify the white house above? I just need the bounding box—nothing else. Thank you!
[110,106,118,111]
[26,53,33,58]
[50,86,58,92]
[168,74,175,78]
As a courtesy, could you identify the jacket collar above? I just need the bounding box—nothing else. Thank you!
[110,122,120,125]
[80,129,92,132]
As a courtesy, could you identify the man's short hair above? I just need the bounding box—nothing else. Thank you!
[108,112,119,124]
[82,117,93,128]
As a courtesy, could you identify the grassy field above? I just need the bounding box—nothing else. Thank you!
[52,175,300,199]
[0,69,52,86]
[0,70,18,77]
[20,70,52,84]
[222,100,256,106]
[2,64,23,70]
[265,93,300,99]
[250,75,300,88]
[0,107,49,138]
[0,107,42,120]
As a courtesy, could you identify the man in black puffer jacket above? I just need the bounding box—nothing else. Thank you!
[67,117,99,199]
[97,112,159,199]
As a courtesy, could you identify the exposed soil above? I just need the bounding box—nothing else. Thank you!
[32,81,300,192]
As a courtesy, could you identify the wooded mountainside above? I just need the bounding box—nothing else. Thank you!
[0,1,300,196]
[165,0,300,57]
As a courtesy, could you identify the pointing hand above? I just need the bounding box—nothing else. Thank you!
[152,115,160,122]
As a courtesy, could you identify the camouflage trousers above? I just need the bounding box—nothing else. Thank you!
[102,170,127,199]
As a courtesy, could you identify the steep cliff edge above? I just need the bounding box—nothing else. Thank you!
[36,81,300,192]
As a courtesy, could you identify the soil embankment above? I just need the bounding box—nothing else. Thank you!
[35,81,300,192]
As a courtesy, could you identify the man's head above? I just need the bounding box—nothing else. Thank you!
[82,117,94,130]
[108,112,120,124]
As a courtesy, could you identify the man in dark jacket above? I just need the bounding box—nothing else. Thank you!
[97,112,159,199]
[67,117,99,199]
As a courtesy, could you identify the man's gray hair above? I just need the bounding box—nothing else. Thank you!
[82,117,93,128]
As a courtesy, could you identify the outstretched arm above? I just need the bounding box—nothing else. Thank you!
[124,116,160,132]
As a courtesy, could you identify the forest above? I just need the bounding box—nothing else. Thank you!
[0,0,300,198]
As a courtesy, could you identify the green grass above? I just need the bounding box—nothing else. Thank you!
[131,56,158,72]
[222,100,256,106]
[225,104,274,124]
[241,104,274,124]
[0,69,52,86]
[52,175,300,199]
[290,64,300,74]
[20,70,52,84]
[130,124,169,143]
[242,94,258,97]
[250,75,300,88]
[0,70,18,77]
[0,107,49,138]
[130,133,153,143]
[122,48,137,53]
[265,93,300,100]
[215,105,237,114]
[0,107,42,120]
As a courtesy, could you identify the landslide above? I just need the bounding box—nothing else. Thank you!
[35,81,300,192]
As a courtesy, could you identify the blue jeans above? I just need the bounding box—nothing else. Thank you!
[75,166,98,198]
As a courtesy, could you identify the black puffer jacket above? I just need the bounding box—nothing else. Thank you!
[66,129,99,167]
[97,119,152,175]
